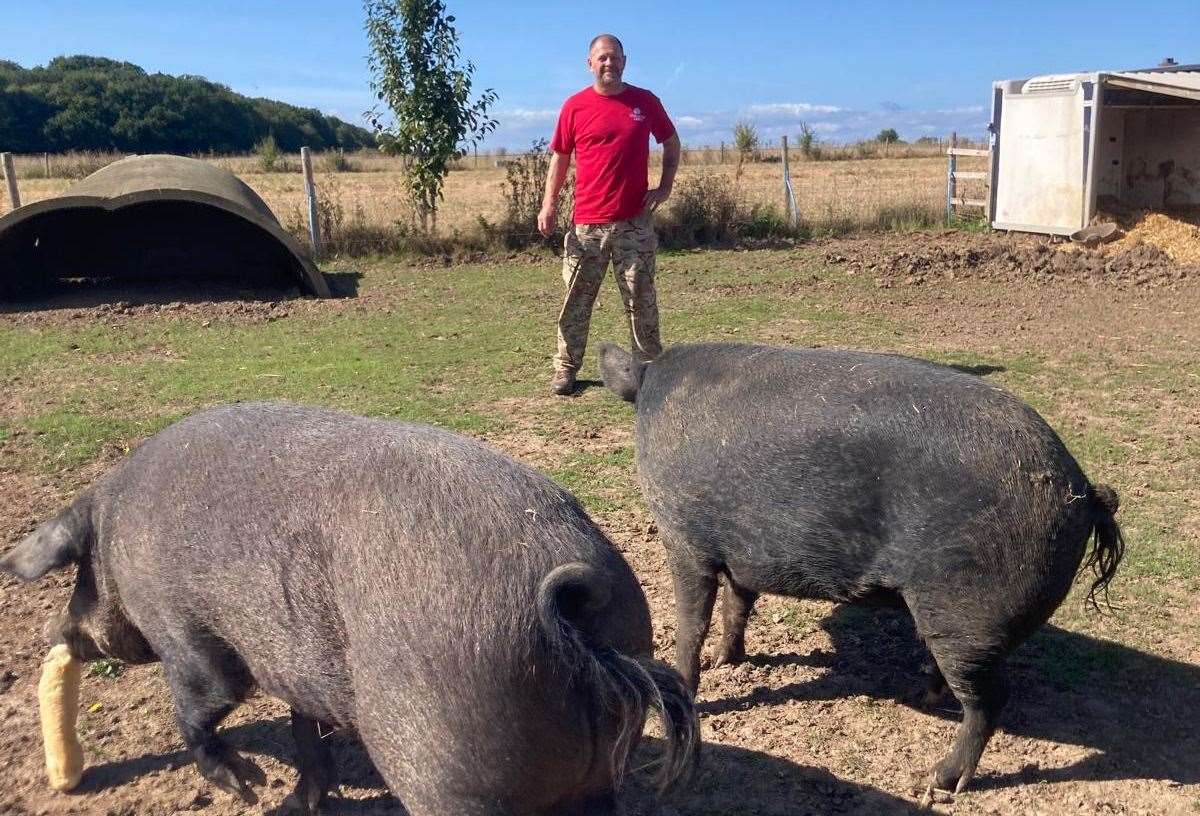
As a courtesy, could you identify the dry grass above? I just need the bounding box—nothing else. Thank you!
[4,148,987,249]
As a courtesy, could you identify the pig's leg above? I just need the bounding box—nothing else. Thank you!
[921,638,1008,797]
[918,655,949,707]
[667,545,718,693]
[281,709,336,815]
[713,574,758,668]
[163,655,264,803]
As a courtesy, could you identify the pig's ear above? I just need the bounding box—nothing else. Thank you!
[0,503,90,581]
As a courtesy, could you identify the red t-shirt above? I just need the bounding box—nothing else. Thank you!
[550,85,676,224]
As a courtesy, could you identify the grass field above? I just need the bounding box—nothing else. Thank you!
[1,239,1197,814]
[6,148,988,249]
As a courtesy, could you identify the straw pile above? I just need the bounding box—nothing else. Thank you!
[1093,207,1200,264]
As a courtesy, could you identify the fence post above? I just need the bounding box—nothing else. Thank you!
[300,147,322,256]
[945,132,957,224]
[720,142,726,164]
[2,153,20,211]
[44,152,50,177]
[781,135,797,227]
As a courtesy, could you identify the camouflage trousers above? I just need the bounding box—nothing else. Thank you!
[555,212,662,373]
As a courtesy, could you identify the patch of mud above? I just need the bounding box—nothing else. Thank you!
[823,231,1197,290]
[0,270,421,329]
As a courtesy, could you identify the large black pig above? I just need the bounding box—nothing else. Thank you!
[600,341,1123,797]
[1,402,697,815]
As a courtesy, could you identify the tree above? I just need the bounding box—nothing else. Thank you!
[365,0,497,232]
[732,121,759,163]
[797,121,820,160]
[0,57,374,153]
[876,128,900,144]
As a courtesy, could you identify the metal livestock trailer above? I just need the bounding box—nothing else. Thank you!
[989,63,1200,236]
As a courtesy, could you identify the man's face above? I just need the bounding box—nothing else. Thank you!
[588,39,625,88]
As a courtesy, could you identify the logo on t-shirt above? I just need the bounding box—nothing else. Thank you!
[630,106,645,122]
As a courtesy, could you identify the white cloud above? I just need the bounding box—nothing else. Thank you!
[497,107,559,124]
[478,98,987,150]
[745,102,844,117]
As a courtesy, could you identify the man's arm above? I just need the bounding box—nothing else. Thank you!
[538,151,571,236]
[643,133,681,213]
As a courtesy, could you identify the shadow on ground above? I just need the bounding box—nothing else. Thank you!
[323,270,363,298]
[0,268,362,313]
[0,280,306,312]
[703,604,1200,791]
[79,716,924,815]
[568,378,606,396]
[626,737,924,816]
[947,362,1005,376]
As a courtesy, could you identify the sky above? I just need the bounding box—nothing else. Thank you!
[7,1,1200,149]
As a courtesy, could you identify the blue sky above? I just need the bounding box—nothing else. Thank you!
[7,1,1199,149]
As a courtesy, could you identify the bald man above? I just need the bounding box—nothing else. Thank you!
[539,33,680,396]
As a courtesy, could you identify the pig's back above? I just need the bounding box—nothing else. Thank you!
[635,344,1090,599]
[92,402,647,797]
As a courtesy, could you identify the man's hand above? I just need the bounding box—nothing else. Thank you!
[537,202,557,237]
[642,186,671,213]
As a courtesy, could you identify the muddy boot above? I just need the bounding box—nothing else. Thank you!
[551,369,577,396]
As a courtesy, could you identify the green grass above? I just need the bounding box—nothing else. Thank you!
[3,248,1196,656]
[87,657,124,679]
[25,408,155,469]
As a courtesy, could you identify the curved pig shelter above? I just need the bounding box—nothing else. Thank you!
[0,154,330,301]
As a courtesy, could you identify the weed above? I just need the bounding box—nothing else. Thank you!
[88,658,123,679]
[498,138,574,249]
[321,149,357,173]
[254,134,294,173]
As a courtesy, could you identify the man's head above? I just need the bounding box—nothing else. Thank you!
[588,34,626,94]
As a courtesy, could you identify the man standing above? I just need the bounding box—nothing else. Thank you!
[538,33,681,396]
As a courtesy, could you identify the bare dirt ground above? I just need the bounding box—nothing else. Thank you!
[1,230,1198,815]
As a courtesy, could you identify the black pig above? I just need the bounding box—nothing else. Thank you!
[600,342,1122,797]
[2,402,697,815]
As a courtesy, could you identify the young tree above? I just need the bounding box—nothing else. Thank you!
[732,121,759,162]
[797,121,819,160]
[875,128,900,144]
[365,0,498,232]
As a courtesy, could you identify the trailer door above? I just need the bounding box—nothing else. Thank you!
[992,78,1090,234]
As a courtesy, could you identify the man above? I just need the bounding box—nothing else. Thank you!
[538,33,681,396]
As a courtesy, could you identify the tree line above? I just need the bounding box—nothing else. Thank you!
[0,56,376,154]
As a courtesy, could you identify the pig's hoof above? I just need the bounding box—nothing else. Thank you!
[279,789,328,815]
[712,644,746,668]
[199,749,267,804]
[925,755,973,801]
[279,776,335,815]
[917,784,955,808]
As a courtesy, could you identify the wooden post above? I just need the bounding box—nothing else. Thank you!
[473,144,478,169]
[720,142,726,165]
[300,147,321,256]
[781,135,797,226]
[44,152,51,177]
[2,153,19,210]
[945,132,957,224]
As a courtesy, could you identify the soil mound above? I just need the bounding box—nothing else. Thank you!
[824,230,1197,289]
